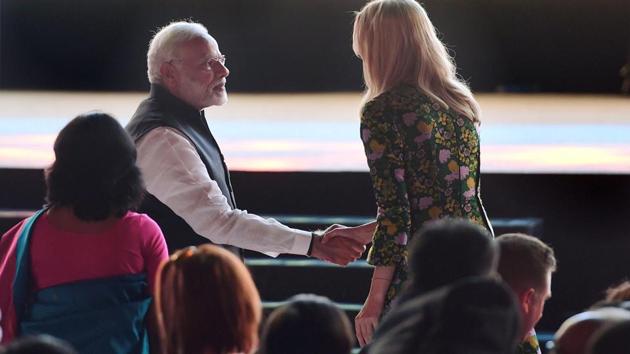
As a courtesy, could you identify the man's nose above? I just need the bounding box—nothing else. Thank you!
[217,62,229,77]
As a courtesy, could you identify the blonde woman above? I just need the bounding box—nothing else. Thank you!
[325,0,492,346]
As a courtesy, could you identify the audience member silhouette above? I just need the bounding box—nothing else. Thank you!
[0,112,168,353]
[363,219,520,354]
[553,307,630,354]
[0,335,77,354]
[155,245,261,354]
[587,319,630,354]
[259,294,354,354]
[496,233,557,354]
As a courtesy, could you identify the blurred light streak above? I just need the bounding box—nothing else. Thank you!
[1,92,629,174]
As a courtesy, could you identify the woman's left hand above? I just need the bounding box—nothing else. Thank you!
[355,290,385,347]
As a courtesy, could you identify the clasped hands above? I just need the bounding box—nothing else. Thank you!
[309,222,376,266]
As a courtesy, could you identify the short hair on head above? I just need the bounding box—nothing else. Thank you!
[45,111,143,221]
[259,294,354,354]
[147,20,213,84]
[408,218,496,294]
[155,245,261,354]
[496,233,557,293]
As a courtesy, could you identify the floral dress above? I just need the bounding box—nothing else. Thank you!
[360,84,492,309]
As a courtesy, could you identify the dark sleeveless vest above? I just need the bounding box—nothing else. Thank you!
[126,84,241,256]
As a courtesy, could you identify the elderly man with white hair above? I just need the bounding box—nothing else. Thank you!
[126,21,364,264]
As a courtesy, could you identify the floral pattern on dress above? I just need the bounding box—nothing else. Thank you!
[360,84,491,309]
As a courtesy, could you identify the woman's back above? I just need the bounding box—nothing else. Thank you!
[361,84,489,236]
[0,112,168,354]
[30,210,166,292]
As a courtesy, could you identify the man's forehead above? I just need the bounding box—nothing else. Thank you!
[177,37,220,57]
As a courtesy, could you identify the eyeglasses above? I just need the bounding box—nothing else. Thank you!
[208,55,226,66]
[167,54,227,71]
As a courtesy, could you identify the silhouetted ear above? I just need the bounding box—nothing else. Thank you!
[160,62,176,84]
[520,288,536,314]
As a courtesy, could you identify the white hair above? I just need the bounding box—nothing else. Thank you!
[147,21,213,84]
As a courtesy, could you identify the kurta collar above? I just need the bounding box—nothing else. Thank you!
[149,84,203,119]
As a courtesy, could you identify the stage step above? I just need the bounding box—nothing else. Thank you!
[246,258,372,304]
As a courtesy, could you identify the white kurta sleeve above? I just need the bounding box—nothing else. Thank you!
[135,127,312,256]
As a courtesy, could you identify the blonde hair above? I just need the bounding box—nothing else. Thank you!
[155,245,261,354]
[353,0,481,122]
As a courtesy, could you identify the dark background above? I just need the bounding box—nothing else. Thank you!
[1,0,629,93]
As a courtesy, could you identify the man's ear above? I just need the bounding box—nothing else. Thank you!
[160,62,176,85]
[520,288,536,314]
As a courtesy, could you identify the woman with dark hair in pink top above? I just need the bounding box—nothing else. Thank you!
[0,112,168,354]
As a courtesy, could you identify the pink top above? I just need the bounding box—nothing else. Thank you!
[29,211,168,294]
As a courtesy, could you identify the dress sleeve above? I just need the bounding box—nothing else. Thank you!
[361,102,411,266]
[138,215,169,295]
[135,128,311,257]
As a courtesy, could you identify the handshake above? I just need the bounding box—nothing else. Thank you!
[309,222,376,266]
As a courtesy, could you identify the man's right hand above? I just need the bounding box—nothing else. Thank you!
[321,221,377,246]
[310,234,365,266]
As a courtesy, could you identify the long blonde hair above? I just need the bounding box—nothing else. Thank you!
[353,0,481,122]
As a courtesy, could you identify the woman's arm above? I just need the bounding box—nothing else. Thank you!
[355,100,411,346]
[355,266,395,346]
